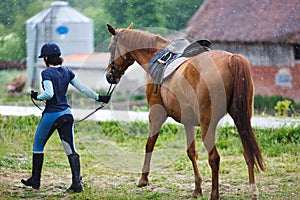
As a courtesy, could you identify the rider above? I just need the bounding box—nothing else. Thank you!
[21,42,110,192]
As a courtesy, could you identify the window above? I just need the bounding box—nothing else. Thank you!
[294,44,300,60]
[275,68,292,87]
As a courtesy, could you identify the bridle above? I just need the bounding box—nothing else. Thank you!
[108,31,135,82]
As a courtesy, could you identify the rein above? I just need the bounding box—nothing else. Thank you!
[31,83,117,123]
[31,97,44,111]
[76,83,117,123]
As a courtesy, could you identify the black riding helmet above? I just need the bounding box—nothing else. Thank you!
[38,43,61,58]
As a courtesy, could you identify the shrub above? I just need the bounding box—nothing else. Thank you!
[274,100,292,117]
[254,95,284,115]
[254,95,300,116]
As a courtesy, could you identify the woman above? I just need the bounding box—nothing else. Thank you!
[21,43,110,192]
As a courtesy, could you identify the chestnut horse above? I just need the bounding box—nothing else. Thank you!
[105,23,264,200]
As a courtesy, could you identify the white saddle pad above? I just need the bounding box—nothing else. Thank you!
[163,57,190,80]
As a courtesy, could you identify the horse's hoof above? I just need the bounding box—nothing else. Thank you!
[209,196,220,200]
[137,179,149,187]
[249,184,258,200]
[192,190,202,198]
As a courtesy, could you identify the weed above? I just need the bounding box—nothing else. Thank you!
[0,115,299,199]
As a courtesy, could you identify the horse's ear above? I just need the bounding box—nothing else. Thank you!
[127,22,133,29]
[107,24,116,35]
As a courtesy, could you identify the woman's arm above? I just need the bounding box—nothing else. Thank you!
[70,77,98,100]
[37,80,54,100]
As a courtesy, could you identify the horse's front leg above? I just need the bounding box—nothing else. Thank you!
[137,104,167,187]
[185,125,203,198]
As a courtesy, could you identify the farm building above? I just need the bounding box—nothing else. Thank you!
[26,1,94,89]
[26,1,146,100]
[63,53,147,99]
[186,0,300,102]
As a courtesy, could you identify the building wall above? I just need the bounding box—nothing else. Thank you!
[251,64,300,102]
[67,63,147,98]
[212,42,295,66]
[212,42,299,102]
[36,22,94,56]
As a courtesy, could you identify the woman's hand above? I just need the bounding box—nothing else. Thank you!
[97,95,111,103]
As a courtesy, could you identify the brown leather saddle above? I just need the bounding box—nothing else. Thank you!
[149,38,211,85]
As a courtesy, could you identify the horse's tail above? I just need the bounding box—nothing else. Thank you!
[228,54,265,172]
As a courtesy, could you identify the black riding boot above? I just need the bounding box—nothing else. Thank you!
[21,153,44,189]
[66,153,83,193]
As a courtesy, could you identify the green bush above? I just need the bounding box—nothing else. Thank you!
[274,100,292,117]
[254,95,284,115]
[216,123,300,156]
[254,95,300,116]
[255,123,300,156]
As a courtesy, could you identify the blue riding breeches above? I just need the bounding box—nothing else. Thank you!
[33,108,76,155]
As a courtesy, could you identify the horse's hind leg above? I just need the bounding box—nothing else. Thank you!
[244,152,258,200]
[228,100,262,199]
[201,119,220,200]
[184,125,203,198]
[137,104,167,187]
[230,111,259,200]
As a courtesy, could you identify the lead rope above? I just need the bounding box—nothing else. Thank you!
[31,97,44,111]
[76,84,117,123]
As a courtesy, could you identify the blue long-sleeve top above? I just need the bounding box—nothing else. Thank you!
[37,77,99,101]
[36,66,99,112]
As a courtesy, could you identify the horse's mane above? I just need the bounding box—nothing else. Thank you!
[119,29,167,53]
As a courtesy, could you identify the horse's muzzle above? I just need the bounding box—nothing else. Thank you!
[106,71,119,84]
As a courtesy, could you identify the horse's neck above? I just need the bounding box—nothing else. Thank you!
[132,50,153,72]
[133,42,169,73]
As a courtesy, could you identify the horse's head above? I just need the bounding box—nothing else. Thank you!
[106,23,135,84]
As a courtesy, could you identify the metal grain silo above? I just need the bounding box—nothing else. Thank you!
[26,1,94,89]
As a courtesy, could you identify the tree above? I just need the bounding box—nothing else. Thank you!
[103,0,165,29]
[0,0,204,60]
[0,0,20,27]
[0,33,24,61]
[103,0,129,27]
[102,0,203,31]
[0,0,44,61]
[163,0,204,30]
[124,0,165,28]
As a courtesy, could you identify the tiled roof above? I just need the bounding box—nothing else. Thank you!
[186,0,300,43]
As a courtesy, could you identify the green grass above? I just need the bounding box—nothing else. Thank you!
[0,115,299,199]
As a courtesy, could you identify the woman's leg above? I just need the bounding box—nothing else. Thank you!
[56,114,83,193]
[22,113,57,189]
